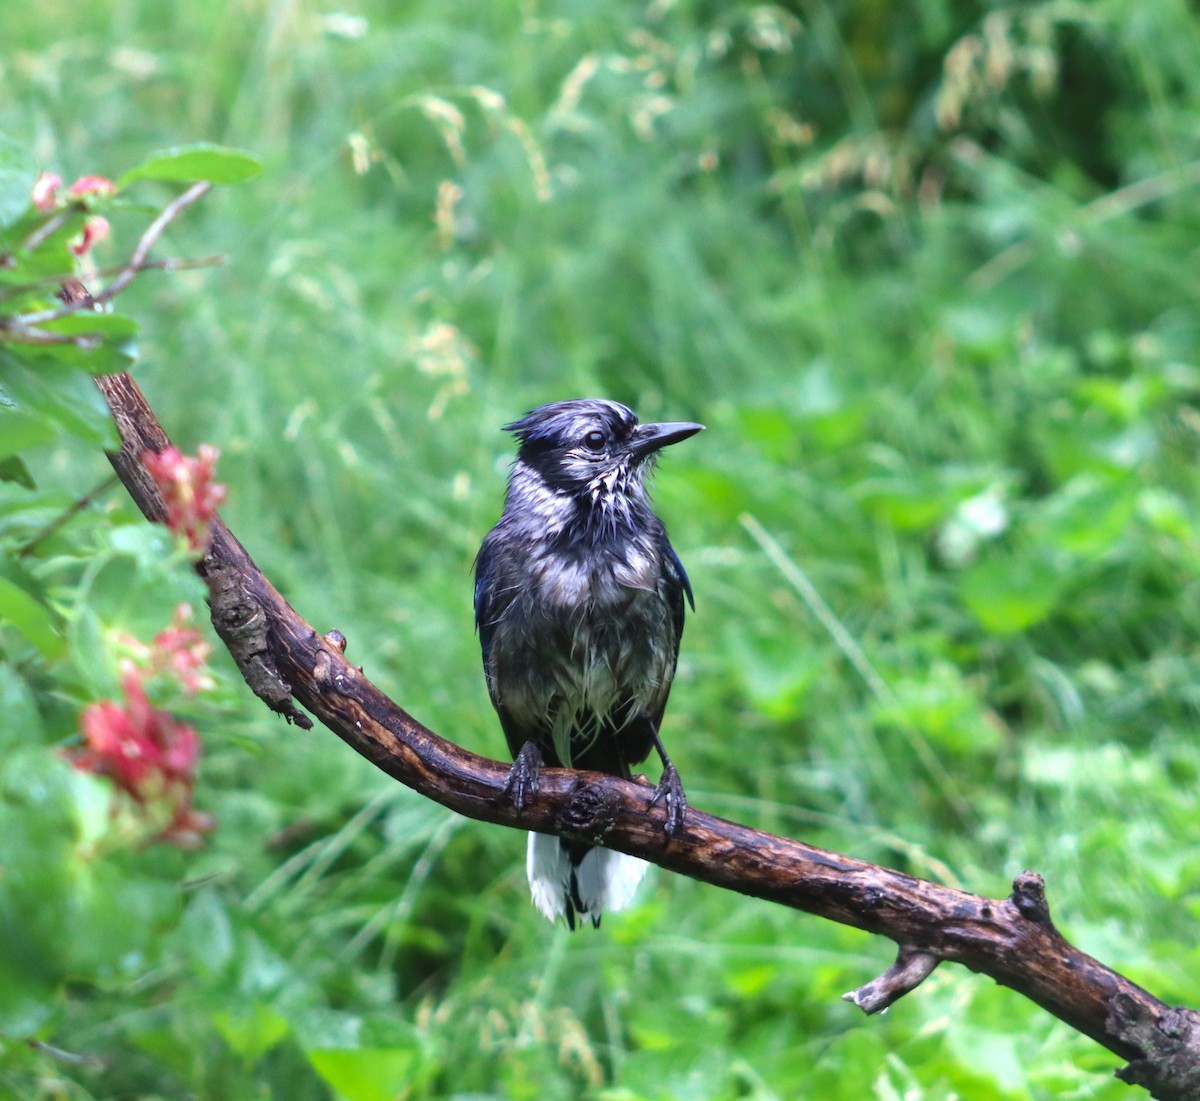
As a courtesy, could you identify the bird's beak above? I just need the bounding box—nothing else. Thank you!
[629,420,705,461]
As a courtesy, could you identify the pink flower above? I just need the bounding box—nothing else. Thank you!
[70,667,214,849]
[68,175,117,199]
[32,173,62,212]
[149,604,215,696]
[143,445,227,552]
[160,804,217,849]
[70,215,109,257]
[75,670,184,792]
[78,695,158,790]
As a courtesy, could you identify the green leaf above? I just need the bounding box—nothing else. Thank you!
[0,575,65,658]
[0,353,118,448]
[40,311,139,341]
[872,662,1003,756]
[0,749,79,1037]
[958,553,1063,636]
[306,1048,419,1101]
[35,312,140,373]
[724,623,820,720]
[0,455,34,487]
[62,862,181,977]
[0,209,82,284]
[119,143,263,187]
[0,664,43,747]
[0,135,37,229]
[177,889,236,977]
[213,1003,290,1063]
[1032,474,1135,558]
[0,952,60,1038]
[857,476,952,530]
[0,408,55,461]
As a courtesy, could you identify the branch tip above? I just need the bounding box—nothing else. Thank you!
[844,946,940,1015]
[1010,870,1055,928]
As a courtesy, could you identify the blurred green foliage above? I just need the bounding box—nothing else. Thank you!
[3,0,1200,1097]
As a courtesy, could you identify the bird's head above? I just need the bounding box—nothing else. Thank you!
[504,399,703,511]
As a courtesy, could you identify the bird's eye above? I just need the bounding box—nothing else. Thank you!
[582,430,606,452]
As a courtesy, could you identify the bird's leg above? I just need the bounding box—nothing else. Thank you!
[504,740,544,811]
[646,722,687,835]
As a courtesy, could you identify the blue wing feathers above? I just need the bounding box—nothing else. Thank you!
[664,542,694,612]
[473,539,495,669]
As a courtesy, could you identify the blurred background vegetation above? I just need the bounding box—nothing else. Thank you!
[4,0,1200,1097]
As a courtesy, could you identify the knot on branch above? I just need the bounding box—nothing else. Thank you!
[203,534,311,728]
[312,630,362,692]
[323,629,347,655]
[1111,994,1200,1099]
[556,778,624,842]
[1010,871,1054,928]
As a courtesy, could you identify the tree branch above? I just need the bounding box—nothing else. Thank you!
[94,369,1200,1100]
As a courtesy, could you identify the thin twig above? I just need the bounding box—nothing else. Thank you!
[0,254,225,304]
[90,181,214,307]
[27,1039,107,1070]
[0,326,100,347]
[16,474,119,559]
[16,181,213,327]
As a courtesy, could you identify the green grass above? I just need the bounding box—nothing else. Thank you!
[4,0,1200,1097]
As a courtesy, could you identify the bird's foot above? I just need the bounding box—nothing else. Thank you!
[504,741,544,811]
[648,762,687,835]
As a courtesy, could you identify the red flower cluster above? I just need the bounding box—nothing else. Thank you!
[71,668,214,848]
[69,605,217,849]
[148,603,215,696]
[143,445,227,553]
[68,175,118,200]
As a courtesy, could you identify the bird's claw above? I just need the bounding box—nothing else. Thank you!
[649,762,687,835]
[504,741,544,811]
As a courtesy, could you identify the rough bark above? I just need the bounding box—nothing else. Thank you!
[94,369,1200,1100]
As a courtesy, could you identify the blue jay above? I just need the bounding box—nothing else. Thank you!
[474,399,703,927]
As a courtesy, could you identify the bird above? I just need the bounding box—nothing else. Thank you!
[474,398,703,928]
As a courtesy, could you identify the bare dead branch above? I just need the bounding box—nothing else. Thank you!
[93,369,1200,1100]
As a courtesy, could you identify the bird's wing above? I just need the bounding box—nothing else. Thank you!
[662,539,693,637]
[473,536,496,666]
[475,535,539,760]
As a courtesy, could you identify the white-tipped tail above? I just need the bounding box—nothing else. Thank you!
[527,833,648,926]
[527,833,572,922]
